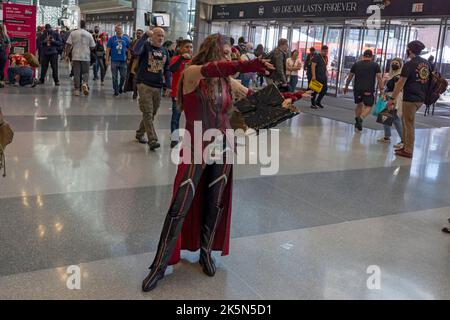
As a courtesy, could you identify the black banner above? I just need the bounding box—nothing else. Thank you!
[212,0,450,20]
[85,11,135,23]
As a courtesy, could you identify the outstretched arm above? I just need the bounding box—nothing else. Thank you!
[183,59,273,94]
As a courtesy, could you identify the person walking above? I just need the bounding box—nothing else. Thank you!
[240,42,256,88]
[305,47,316,90]
[0,24,11,88]
[310,45,329,109]
[92,26,101,81]
[65,20,96,96]
[377,58,404,148]
[255,44,266,87]
[37,24,62,86]
[126,29,144,99]
[270,38,289,92]
[424,55,437,116]
[135,27,171,151]
[169,39,193,148]
[387,41,431,159]
[287,49,302,92]
[93,32,108,86]
[106,25,130,96]
[344,49,383,132]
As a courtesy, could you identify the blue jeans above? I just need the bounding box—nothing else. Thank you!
[289,75,299,92]
[384,112,403,140]
[111,61,127,94]
[93,57,100,80]
[8,67,33,86]
[240,73,251,88]
[171,97,182,141]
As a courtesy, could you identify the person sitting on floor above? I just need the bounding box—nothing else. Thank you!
[8,53,38,87]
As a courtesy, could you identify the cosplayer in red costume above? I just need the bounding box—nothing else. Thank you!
[142,34,307,292]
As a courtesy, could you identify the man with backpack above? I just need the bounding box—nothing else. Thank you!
[387,40,430,159]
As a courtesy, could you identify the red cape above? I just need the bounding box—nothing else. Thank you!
[168,162,233,265]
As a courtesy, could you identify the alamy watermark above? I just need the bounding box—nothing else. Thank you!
[366,265,381,290]
[66,265,81,290]
[171,122,280,176]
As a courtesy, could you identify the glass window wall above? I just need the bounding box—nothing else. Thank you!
[212,17,450,103]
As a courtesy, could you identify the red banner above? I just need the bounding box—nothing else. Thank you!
[3,3,37,56]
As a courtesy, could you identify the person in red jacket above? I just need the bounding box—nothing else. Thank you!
[169,39,193,148]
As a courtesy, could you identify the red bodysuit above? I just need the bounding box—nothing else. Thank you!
[168,78,234,265]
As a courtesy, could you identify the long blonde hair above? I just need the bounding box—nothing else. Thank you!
[177,34,230,111]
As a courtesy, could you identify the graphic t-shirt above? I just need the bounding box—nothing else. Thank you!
[350,60,382,93]
[12,54,30,67]
[107,35,130,62]
[401,56,431,102]
[137,42,170,88]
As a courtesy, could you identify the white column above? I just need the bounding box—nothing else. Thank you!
[152,0,189,40]
[134,0,153,31]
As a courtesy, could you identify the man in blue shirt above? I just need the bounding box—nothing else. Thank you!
[106,25,130,96]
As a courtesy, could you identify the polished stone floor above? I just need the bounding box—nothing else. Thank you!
[0,70,449,299]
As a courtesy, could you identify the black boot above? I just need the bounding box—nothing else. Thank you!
[142,213,187,292]
[199,204,224,277]
[142,165,204,292]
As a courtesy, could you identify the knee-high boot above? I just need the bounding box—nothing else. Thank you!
[142,165,204,292]
[199,164,231,277]
[199,204,224,277]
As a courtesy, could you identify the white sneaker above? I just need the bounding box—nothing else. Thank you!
[73,90,80,96]
[82,83,89,96]
[377,137,390,143]
[394,142,404,149]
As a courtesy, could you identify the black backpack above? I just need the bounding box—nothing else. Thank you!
[425,71,448,105]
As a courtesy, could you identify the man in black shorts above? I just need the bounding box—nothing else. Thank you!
[344,49,383,132]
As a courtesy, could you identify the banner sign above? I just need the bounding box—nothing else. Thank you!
[212,0,450,20]
[3,3,37,55]
[85,11,135,23]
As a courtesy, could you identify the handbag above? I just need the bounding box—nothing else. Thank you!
[376,108,395,126]
[373,97,387,116]
[309,80,324,93]
[0,121,14,177]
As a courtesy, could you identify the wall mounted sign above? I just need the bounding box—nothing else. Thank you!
[85,11,135,23]
[3,3,37,55]
[212,0,449,20]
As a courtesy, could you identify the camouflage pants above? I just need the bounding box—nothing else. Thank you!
[136,84,161,143]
